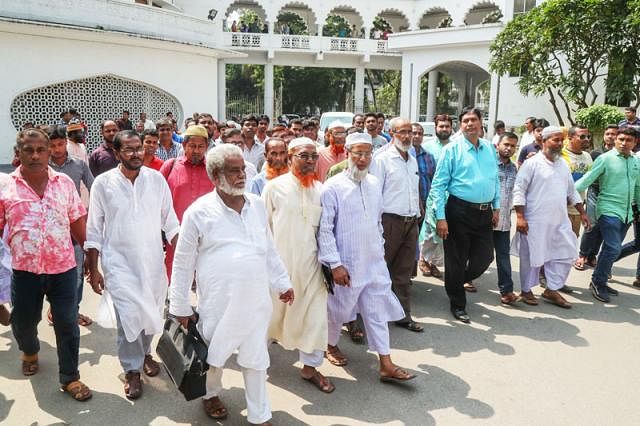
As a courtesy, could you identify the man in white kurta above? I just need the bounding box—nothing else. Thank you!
[318,133,415,382]
[85,131,179,399]
[262,137,334,393]
[511,127,588,309]
[170,145,292,425]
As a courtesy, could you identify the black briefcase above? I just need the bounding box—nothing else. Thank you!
[156,316,209,401]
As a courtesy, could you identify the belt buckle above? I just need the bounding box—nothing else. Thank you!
[479,203,489,211]
[404,216,413,223]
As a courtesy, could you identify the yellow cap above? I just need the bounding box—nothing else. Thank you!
[184,124,208,139]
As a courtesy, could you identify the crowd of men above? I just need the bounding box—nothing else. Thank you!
[1,104,640,425]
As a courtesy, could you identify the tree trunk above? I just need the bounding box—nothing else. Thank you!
[366,69,377,112]
[547,88,565,127]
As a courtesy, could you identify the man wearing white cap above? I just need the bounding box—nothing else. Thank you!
[511,126,589,308]
[263,137,335,393]
[318,132,416,382]
[317,121,348,181]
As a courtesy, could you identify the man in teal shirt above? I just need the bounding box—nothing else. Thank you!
[429,107,500,323]
[575,127,640,302]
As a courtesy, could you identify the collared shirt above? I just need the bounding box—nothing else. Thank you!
[243,141,265,171]
[517,142,541,165]
[430,137,500,220]
[422,137,450,164]
[155,141,184,161]
[248,170,267,196]
[495,159,517,231]
[49,155,94,195]
[145,156,164,171]
[575,149,640,223]
[67,140,88,164]
[0,168,86,274]
[89,142,119,177]
[160,156,214,222]
[116,118,133,131]
[410,145,436,203]
[370,144,420,217]
[618,117,640,127]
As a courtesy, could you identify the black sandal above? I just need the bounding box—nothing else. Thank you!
[395,320,424,332]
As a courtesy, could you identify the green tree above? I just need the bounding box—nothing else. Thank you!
[277,12,308,35]
[365,70,400,115]
[606,0,640,107]
[322,14,351,37]
[489,0,631,126]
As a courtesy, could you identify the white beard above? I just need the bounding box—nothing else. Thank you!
[348,158,369,182]
[218,174,245,196]
[395,140,411,152]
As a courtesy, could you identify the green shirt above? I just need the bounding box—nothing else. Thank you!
[326,159,348,180]
[575,149,640,223]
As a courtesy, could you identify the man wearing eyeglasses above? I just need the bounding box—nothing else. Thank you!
[562,126,593,240]
[85,130,180,400]
[370,118,423,332]
[263,137,335,394]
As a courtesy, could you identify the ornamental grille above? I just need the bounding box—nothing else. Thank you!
[10,75,182,152]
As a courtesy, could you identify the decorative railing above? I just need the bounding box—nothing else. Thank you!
[231,33,263,48]
[329,38,358,52]
[280,35,310,49]
[376,40,388,53]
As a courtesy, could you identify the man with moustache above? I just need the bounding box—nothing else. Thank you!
[170,144,293,424]
[517,118,549,167]
[370,118,422,332]
[317,121,348,181]
[0,128,91,400]
[364,113,388,150]
[160,125,213,280]
[222,128,258,181]
[249,137,288,196]
[197,113,219,149]
[66,119,88,164]
[318,132,415,383]
[85,130,180,399]
[141,129,164,171]
[89,120,120,176]
[155,118,184,161]
[562,126,593,239]
[429,107,500,323]
[352,114,365,131]
[256,114,270,144]
[263,137,335,394]
[512,127,589,308]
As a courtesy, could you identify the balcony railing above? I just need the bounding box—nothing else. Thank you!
[281,35,310,50]
[329,38,358,52]
[231,33,263,48]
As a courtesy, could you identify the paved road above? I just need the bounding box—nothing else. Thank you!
[1,238,640,425]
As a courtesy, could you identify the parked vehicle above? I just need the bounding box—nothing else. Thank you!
[319,112,354,132]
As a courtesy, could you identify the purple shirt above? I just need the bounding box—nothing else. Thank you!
[89,143,119,177]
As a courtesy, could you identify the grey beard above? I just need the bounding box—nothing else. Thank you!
[218,174,245,196]
[395,140,411,153]
[348,158,368,182]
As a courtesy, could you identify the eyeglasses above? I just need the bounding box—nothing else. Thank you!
[120,147,145,156]
[332,131,347,136]
[578,134,592,140]
[392,129,412,135]
[349,151,372,158]
[293,153,319,161]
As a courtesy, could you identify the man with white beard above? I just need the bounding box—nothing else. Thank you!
[318,132,416,382]
[370,118,423,332]
[511,126,590,308]
[170,144,293,425]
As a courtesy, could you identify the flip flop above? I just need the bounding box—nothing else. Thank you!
[380,367,416,383]
[395,320,424,332]
[573,257,586,271]
[78,314,93,327]
[21,354,39,376]
[302,371,335,393]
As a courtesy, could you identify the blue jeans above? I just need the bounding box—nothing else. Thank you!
[11,268,80,384]
[592,216,630,288]
[493,230,514,294]
[579,188,603,258]
[616,220,640,277]
[73,242,84,306]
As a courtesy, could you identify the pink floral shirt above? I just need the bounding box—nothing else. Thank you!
[0,167,86,274]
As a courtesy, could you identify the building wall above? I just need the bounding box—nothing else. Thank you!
[0,27,219,162]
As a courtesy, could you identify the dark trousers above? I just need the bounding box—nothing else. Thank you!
[11,268,80,385]
[616,220,640,277]
[382,213,419,321]
[443,197,494,310]
[493,230,514,294]
[592,216,630,288]
[579,188,603,258]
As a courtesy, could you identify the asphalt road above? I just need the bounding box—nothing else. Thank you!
[1,234,640,425]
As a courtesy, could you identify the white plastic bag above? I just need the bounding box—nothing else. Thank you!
[96,289,117,329]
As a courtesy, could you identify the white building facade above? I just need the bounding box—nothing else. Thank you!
[0,0,606,161]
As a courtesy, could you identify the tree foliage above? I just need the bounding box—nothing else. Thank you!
[490,0,636,126]
[277,12,308,35]
[574,104,624,134]
[322,14,351,37]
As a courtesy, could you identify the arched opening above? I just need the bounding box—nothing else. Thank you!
[418,61,491,128]
[464,2,503,25]
[276,2,317,35]
[10,74,182,151]
[322,6,364,38]
[418,7,452,30]
[371,9,410,39]
[224,1,268,33]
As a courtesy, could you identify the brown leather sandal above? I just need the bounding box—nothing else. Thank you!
[302,370,335,393]
[21,354,38,376]
[202,396,228,419]
[60,380,92,401]
[325,345,348,366]
[124,371,142,399]
[143,354,160,377]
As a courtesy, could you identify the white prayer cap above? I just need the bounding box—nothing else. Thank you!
[328,120,348,130]
[288,137,316,151]
[345,132,372,148]
[541,125,563,140]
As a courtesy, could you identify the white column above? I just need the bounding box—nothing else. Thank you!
[217,61,226,119]
[399,60,413,118]
[425,70,438,122]
[354,66,365,113]
[487,73,500,138]
[264,62,274,120]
